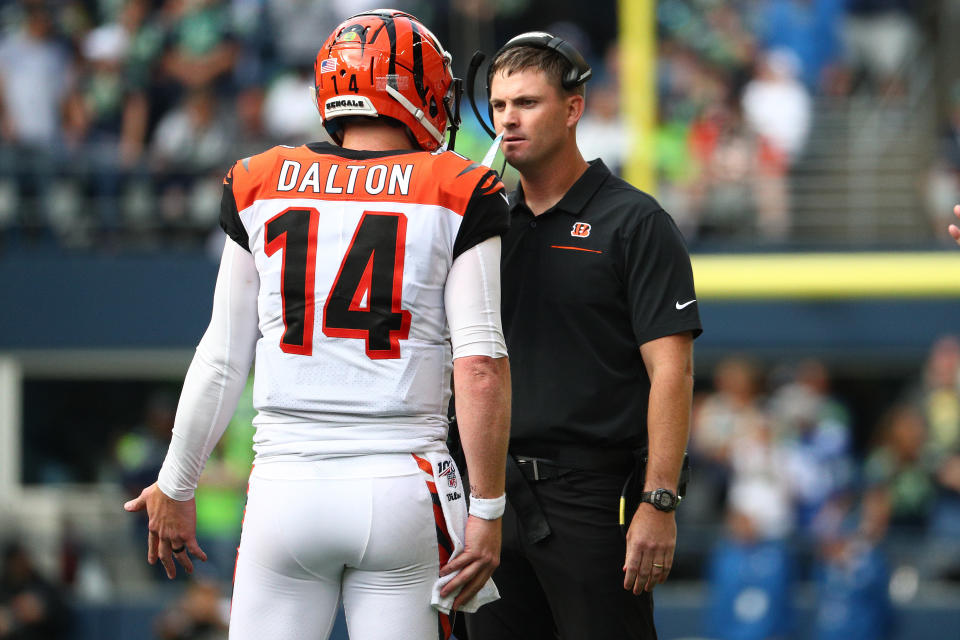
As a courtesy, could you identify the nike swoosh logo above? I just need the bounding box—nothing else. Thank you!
[675,299,696,310]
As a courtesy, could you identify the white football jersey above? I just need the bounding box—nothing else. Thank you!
[220,142,507,460]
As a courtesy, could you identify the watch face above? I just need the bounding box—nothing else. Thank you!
[653,489,676,511]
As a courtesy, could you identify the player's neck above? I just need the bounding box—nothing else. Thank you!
[519,143,589,216]
[341,123,417,152]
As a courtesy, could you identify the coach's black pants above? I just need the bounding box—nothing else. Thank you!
[465,468,657,640]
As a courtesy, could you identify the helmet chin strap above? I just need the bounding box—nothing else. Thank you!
[384,84,444,149]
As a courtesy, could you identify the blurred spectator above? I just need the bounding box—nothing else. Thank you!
[704,510,794,640]
[154,580,228,640]
[577,83,629,175]
[267,0,338,67]
[741,48,812,241]
[160,0,238,93]
[842,0,917,96]
[726,412,795,541]
[262,65,325,145]
[0,1,76,232]
[0,1,75,148]
[926,88,960,241]
[228,0,274,89]
[756,0,845,92]
[0,542,71,640]
[67,14,149,230]
[813,533,893,640]
[742,50,812,163]
[905,336,960,581]
[686,99,756,239]
[770,359,855,535]
[864,404,936,531]
[688,357,768,523]
[228,85,272,160]
[114,390,176,500]
[150,88,232,230]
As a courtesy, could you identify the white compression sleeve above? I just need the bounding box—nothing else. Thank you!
[157,239,260,500]
[445,236,508,360]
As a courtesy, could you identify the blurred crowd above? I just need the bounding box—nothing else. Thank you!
[5,335,960,638]
[684,335,960,639]
[1,377,255,639]
[0,0,941,248]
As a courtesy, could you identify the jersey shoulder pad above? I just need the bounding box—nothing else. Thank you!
[227,145,319,211]
[427,151,505,212]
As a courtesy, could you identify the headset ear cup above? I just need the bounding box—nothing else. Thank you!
[491,31,591,92]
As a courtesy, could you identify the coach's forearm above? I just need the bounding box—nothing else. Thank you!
[453,355,511,499]
[640,335,694,493]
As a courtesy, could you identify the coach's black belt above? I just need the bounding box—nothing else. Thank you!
[513,448,636,480]
[513,456,567,482]
[507,449,637,546]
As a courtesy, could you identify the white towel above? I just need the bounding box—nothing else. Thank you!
[414,451,500,615]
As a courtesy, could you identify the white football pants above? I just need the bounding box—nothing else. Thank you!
[228,454,452,640]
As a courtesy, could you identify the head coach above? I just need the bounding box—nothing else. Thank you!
[464,33,702,639]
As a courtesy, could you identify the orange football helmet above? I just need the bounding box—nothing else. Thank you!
[314,9,459,151]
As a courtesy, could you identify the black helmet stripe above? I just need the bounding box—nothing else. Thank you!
[408,20,429,107]
[383,14,397,80]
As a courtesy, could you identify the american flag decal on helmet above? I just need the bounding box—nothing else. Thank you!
[320,58,337,73]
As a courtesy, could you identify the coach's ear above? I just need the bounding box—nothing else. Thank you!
[566,93,585,130]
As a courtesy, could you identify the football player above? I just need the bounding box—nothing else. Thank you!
[124,10,511,640]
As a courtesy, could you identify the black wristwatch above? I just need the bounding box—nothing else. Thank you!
[639,488,679,512]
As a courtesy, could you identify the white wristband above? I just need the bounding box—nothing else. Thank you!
[468,494,506,520]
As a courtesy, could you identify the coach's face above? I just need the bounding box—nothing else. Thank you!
[489,68,582,171]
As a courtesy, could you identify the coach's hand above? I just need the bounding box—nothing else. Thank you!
[623,505,676,594]
[438,515,501,611]
[124,483,207,579]
[950,205,960,246]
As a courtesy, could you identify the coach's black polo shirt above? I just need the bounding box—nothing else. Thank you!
[502,159,702,458]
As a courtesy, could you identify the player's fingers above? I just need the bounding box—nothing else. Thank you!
[949,224,960,240]
[147,530,159,565]
[175,548,194,575]
[451,562,495,610]
[439,551,474,577]
[452,575,486,611]
[439,560,480,598]
[186,538,208,563]
[157,539,176,579]
[124,493,146,512]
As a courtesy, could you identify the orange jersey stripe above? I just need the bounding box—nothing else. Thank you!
[413,454,434,475]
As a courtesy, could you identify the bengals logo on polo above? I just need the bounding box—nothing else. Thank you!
[571,222,591,238]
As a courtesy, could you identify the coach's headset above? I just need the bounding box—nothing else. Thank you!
[466,31,593,140]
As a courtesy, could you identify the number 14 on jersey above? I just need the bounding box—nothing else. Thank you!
[264,208,412,360]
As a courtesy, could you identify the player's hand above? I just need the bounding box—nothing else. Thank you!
[124,482,207,579]
[949,205,960,246]
[438,515,501,611]
[623,505,676,594]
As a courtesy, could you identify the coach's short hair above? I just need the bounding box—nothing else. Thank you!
[488,45,586,97]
